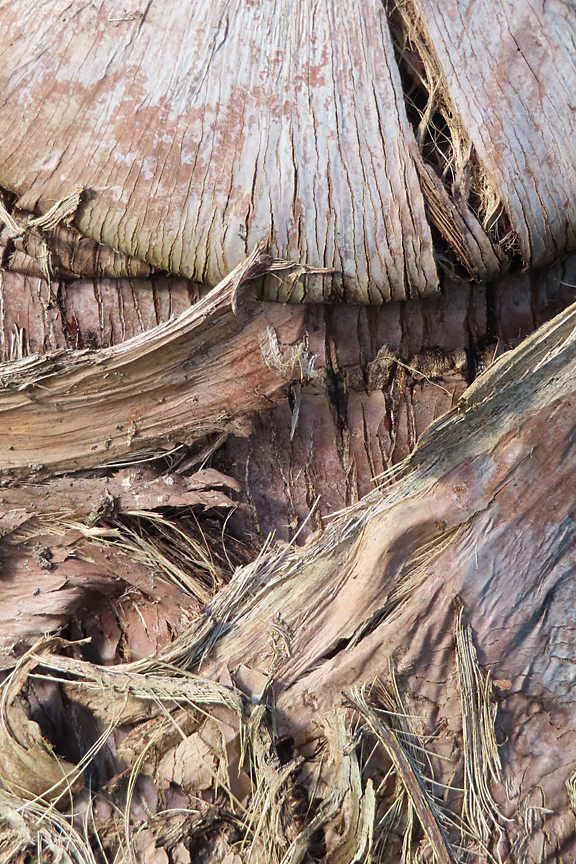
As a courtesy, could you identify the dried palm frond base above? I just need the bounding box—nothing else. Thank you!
[2,300,576,862]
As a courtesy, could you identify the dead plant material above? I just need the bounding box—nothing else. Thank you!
[345,681,457,864]
[1,301,576,861]
[276,712,368,864]
[0,644,86,805]
[2,217,152,281]
[0,467,240,540]
[453,600,503,848]
[0,243,309,478]
[0,188,84,240]
[0,789,99,864]
[33,647,247,726]
[386,0,514,279]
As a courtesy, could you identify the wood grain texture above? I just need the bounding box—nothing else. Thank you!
[416,0,576,267]
[0,248,308,477]
[215,254,576,541]
[185,301,576,857]
[0,0,438,303]
[199,300,576,687]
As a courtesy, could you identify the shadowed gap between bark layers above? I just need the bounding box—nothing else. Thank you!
[386,0,521,283]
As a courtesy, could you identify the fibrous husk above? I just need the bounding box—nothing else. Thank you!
[0,645,85,805]
[0,244,313,478]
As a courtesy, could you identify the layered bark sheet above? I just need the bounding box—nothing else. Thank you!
[0,248,312,477]
[1,248,574,544]
[0,0,574,301]
[215,254,576,540]
[413,0,576,267]
[0,0,576,858]
[0,0,437,302]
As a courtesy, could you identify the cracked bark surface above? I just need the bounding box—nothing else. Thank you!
[0,0,574,302]
[215,255,576,541]
[193,303,576,859]
[0,0,438,302]
[0,260,575,859]
[0,0,576,859]
[412,0,576,267]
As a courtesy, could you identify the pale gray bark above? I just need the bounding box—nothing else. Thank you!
[1,0,574,303]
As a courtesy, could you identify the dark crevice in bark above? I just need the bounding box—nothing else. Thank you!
[485,277,499,345]
[323,310,352,501]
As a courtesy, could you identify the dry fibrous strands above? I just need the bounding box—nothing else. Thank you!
[453,599,504,847]
[0,197,21,239]
[88,511,223,605]
[0,187,83,240]
[0,789,98,864]
[241,704,303,864]
[344,680,458,864]
[121,533,289,674]
[0,637,253,841]
[386,0,512,278]
[143,520,322,674]
[388,0,467,175]
[0,643,86,805]
[261,326,316,380]
[33,649,247,725]
[25,188,83,233]
[0,638,141,816]
[0,242,310,478]
[278,712,373,864]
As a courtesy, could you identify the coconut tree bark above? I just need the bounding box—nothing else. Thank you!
[1,0,576,862]
[2,298,576,862]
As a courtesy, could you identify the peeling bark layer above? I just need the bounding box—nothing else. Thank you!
[0,266,575,858]
[1,302,572,860]
[2,248,574,540]
[0,248,310,477]
[215,254,576,540]
[183,301,576,859]
[412,0,576,267]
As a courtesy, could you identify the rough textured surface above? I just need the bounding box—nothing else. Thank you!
[415,0,576,267]
[0,0,574,303]
[0,539,202,668]
[0,250,309,477]
[0,270,202,360]
[2,251,574,539]
[1,274,576,858]
[192,302,576,858]
[215,254,576,540]
[0,0,439,302]
[1,1,576,858]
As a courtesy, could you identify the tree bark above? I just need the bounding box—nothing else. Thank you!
[1,0,576,861]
